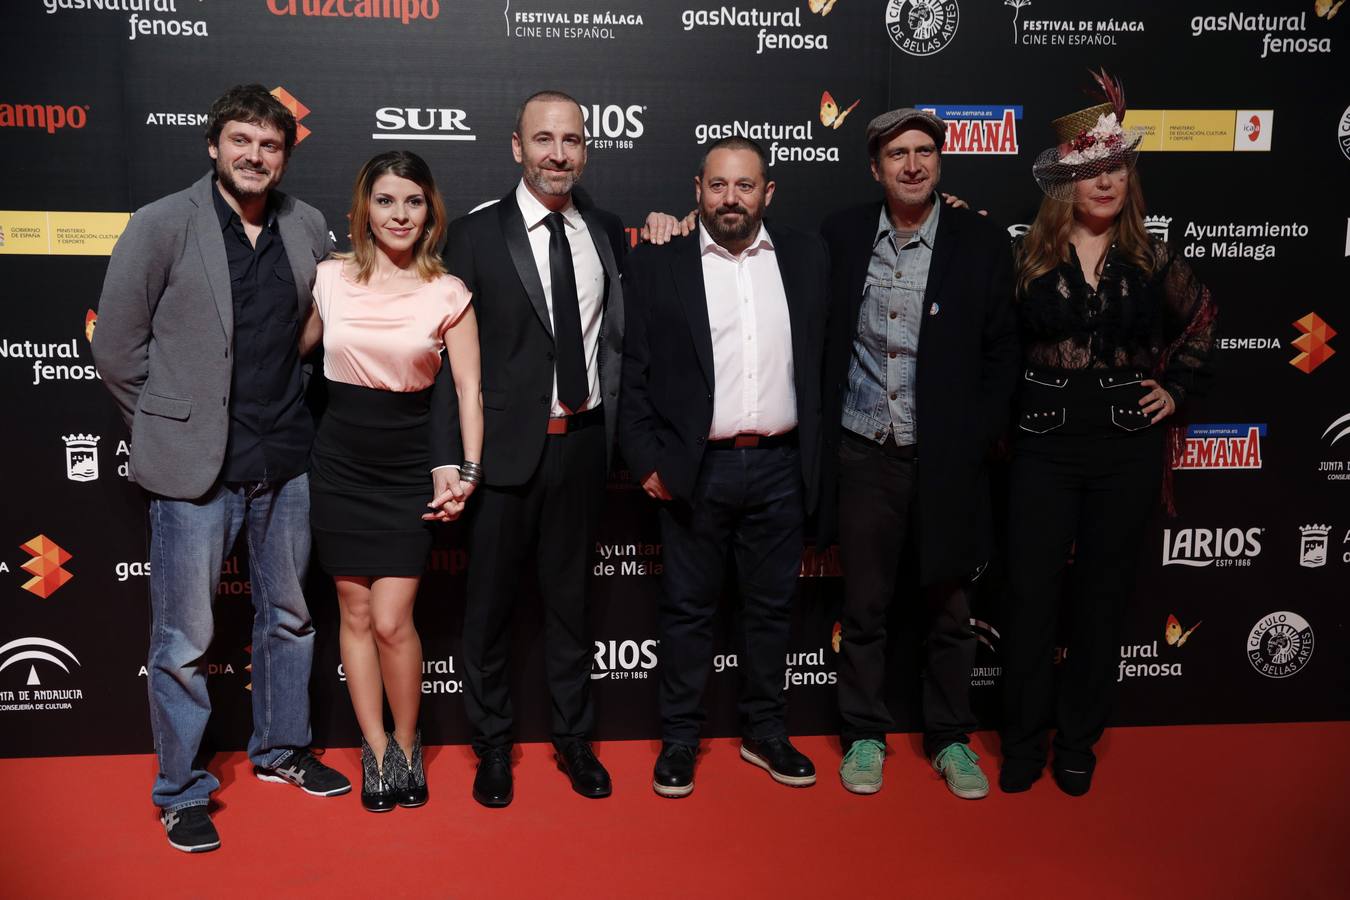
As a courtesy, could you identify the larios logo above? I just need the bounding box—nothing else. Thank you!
[1189,10,1334,58]
[1290,312,1336,374]
[43,0,211,40]
[0,103,88,134]
[581,104,645,150]
[918,104,1020,155]
[679,6,829,54]
[1161,527,1263,567]
[1171,424,1265,471]
[590,639,658,680]
[267,0,439,24]
[374,107,474,143]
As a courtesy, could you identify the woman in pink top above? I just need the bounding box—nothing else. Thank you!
[301,151,482,812]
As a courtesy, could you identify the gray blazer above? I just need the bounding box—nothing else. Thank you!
[92,172,331,500]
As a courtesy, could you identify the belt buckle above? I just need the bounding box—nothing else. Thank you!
[733,434,760,449]
[547,417,569,435]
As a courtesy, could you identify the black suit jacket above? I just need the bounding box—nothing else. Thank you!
[618,220,830,513]
[817,200,1019,584]
[435,190,627,486]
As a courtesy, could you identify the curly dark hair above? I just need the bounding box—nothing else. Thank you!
[205,84,298,157]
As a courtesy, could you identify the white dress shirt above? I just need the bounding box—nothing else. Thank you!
[699,221,796,440]
[515,179,605,416]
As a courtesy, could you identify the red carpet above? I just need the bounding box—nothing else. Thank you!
[1,724,1346,899]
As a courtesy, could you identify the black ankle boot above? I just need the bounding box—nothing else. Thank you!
[391,731,429,808]
[360,736,396,813]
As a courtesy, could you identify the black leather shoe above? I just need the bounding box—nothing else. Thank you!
[555,741,612,798]
[472,748,513,808]
[1052,761,1093,796]
[740,736,816,787]
[390,731,429,808]
[360,736,396,813]
[999,761,1044,794]
[653,742,696,798]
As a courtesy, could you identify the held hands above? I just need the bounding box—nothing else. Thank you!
[423,466,477,522]
[641,470,673,501]
[1139,379,1177,424]
[640,211,697,245]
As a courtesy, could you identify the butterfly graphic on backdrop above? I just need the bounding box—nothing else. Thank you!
[831,621,843,653]
[1164,614,1202,648]
[808,0,840,15]
[820,91,861,130]
[1315,0,1345,20]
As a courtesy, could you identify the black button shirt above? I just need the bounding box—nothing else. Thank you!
[212,182,312,483]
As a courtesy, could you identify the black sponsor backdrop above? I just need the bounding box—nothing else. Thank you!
[1,1,1346,757]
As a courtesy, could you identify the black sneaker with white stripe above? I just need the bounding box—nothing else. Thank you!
[254,748,352,797]
[162,806,220,853]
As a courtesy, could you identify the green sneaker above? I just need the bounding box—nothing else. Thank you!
[932,743,989,799]
[839,739,885,795]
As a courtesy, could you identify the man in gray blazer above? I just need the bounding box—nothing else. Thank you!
[93,84,349,854]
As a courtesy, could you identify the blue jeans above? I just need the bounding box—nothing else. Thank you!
[147,475,315,811]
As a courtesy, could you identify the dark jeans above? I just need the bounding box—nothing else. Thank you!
[835,431,977,757]
[656,444,804,746]
[461,422,606,755]
[1000,428,1163,773]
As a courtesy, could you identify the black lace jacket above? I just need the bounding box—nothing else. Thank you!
[1015,238,1217,404]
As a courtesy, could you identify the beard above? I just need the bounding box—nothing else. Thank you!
[524,162,580,198]
[216,156,279,200]
[701,204,759,245]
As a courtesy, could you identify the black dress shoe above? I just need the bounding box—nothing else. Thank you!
[1052,761,1093,796]
[740,736,816,787]
[999,761,1043,794]
[653,742,696,798]
[390,731,429,809]
[360,736,396,813]
[472,748,513,808]
[555,741,612,798]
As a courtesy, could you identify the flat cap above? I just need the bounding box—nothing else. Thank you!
[865,107,946,155]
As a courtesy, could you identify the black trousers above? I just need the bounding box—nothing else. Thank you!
[656,444,804,746]
[461,421,606,755]
[1000,427,1163,774]
[836,431,977,757]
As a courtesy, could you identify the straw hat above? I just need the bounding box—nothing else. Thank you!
[1032,69,1145,202]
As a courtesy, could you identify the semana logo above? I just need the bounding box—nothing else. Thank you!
[1161,527,1263,567]
[0,637,84,711]
[63,434,99,482]
[1171,424,1265,471]
[1247,611,1314,678]
[590,639,657,680]
[268,0,439,24]
[17,535,73,599]
[918,104,1020,155]
[886,0,959,56]
[1189,10,1335,58]
[679,5,828,53]
[1319,413,1350,481]
[506,4,643,40]
[42,0,211,40]
[374,107,474,142]
[1290,312,1336,373]
[0,102,88,134]
[581,104,645,150]
[1298,524,1331,568]
[1005,0,1143,47]
[270,87,311,144]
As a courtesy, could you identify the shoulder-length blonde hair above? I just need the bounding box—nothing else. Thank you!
[1015,168,1155,298]
[336,150,447,284]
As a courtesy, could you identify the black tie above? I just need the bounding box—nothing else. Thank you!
[544,212,588,414]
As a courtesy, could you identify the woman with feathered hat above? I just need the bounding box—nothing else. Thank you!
[999,71,1217,796]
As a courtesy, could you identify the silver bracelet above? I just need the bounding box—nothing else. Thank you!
[458,460,483,485]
